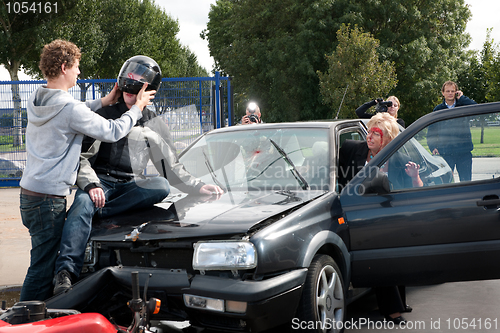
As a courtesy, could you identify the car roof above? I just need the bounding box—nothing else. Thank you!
[211,119,366,134]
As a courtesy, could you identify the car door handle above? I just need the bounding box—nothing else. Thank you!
[476,198,500,207]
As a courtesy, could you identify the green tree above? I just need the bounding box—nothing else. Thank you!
[2,0,206,144]
[457,30,499,144]
[487,53,500,102]
[8,0,207,81]
[0,0,77,80]
[333,0,472,124]
[457,29,500,104]
[203,0,340,122]
[457,50,487,104]
[26,0,196,80]
[0,0,76,145]
[205,0,472,125]
[318,25,397,119]
[175,46,209,78]
[482,30,500,103]
[48,0,191,101]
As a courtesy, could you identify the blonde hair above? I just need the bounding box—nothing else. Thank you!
[386,95,400,118]
[367,112,399,142]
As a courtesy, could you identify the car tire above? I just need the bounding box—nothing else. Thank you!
[294,254,345,332]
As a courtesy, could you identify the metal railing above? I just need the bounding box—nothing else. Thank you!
[0,72,232,186]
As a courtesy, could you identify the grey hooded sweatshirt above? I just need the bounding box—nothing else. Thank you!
[20,86,142,196]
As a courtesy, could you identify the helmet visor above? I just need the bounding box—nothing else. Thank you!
[118,62,160,94]
[118,78,146,94]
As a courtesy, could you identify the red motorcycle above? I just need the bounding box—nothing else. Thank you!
[0,271,160,333]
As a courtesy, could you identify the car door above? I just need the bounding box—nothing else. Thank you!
[341,104,500,287]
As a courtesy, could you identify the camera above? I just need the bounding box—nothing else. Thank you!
[248,114,260,123]
[375,98,393,113]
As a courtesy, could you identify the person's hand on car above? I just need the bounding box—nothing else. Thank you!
[199,184,224,196]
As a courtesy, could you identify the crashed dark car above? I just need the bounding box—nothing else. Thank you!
[47,102,500,332]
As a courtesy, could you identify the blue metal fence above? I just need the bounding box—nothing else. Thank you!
[0,72,232,186]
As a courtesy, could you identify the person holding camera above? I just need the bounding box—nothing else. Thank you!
[241,102,263,124]
[355,96,405,127]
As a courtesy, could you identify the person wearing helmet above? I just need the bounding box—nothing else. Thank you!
[117,55,162,94]
[53,56,224,295]
[19,41,156,302]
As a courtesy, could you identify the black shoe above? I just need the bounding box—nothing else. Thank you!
[385,315,406,325]
[404,305,413,312]
[53,270,72,295]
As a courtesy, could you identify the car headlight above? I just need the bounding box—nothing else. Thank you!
[193,241,257,272]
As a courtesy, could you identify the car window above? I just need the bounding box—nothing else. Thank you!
[386,112,500,191]
[337,126,366,156]
[339,130,364,146]
[179,128,331,191]
[336,127,366,192]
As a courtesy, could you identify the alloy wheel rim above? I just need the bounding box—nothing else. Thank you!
[316,264,344,332]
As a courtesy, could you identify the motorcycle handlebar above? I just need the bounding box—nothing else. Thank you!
[131,271,140,300]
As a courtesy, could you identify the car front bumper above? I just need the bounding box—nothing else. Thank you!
[46,266,308,332]
[185,268,308,331]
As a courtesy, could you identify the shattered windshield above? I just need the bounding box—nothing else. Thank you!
[179,127,331,191]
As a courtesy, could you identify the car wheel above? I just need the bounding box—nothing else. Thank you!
[295,254,345,332]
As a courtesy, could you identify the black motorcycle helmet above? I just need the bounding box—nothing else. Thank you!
[117,55,162,94]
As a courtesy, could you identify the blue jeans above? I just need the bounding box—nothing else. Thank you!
[55,177,170,278]
[20,194,67,301]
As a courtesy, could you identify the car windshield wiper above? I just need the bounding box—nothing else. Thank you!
[275,190,302,205]
[269,139,309,190]
[202,149,228,193]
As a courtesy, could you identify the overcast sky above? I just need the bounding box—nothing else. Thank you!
[464,0,500,50]
[156,0,216,72]
[1,0,499,80]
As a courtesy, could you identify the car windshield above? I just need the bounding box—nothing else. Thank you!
[179,127,331,191]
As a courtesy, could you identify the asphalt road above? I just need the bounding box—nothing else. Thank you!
[0,187,75,288]
[345,281,500,333]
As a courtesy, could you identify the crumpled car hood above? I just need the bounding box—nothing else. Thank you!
[90,190,327,241]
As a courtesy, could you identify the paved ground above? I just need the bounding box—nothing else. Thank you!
[346,281,500,332]
[0,187,75,287]
[0,187,30,287]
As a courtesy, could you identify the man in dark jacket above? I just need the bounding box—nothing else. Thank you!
[427,81,476,181]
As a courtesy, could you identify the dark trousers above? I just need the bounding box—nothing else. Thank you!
[55,177,170,279]
[20,194,67,301]
[442,152,472,181]
[375,285,406,316]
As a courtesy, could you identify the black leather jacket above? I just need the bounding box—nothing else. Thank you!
[77,102,204,194]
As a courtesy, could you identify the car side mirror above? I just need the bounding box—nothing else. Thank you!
[361,167,390,195]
